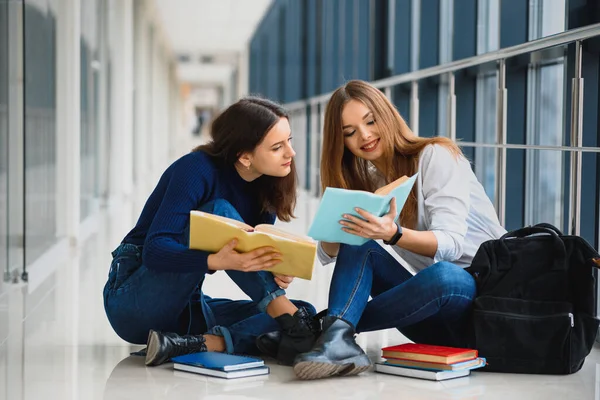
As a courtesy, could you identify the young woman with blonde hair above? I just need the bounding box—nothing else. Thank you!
[293,80,506,380]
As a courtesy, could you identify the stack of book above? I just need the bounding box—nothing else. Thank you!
[172,352,270,379]
[375,343,486,381]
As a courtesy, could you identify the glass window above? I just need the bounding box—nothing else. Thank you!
[1,0,8,281]
[80,0,100,220]
[524,0,566,227]
[24,0,59,264]
[474,0,500,201]
[410,0,420,72]
[437,0,454,136]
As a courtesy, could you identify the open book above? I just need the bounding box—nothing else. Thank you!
[308,173,418,246]
[188,211,317,280]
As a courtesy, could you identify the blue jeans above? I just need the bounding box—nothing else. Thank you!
[103,199,315,355]
[328,241,476,347]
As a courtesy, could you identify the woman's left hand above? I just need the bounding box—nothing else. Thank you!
[274,274,294,289]
[340,197,399,242]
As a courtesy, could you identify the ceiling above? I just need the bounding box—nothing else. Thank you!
[153,0,272,86]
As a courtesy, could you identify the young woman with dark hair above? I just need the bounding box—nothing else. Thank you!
[103,97,318,367]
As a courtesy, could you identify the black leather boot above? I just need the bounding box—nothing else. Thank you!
[256,308,324,360]
[256,307,319,366]
[145,329,208,366]
[254,330,281,359]
[293,316,372,380]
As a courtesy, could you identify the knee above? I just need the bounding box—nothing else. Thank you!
[426,261,476,299]
[200,199,243,222]
[339,240,379,256]
[104,299,148,345]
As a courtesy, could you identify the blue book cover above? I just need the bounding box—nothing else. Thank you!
[171,352,264,372]
[308,173,418,246]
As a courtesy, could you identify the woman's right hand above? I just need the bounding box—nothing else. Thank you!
[207,239,282,272]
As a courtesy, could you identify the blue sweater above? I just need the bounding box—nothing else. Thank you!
[122,151,276,274]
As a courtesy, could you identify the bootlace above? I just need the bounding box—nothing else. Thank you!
[172,335,207,357]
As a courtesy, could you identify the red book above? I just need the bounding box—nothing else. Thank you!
[381,344,478,365]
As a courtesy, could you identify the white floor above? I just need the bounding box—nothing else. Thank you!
[2,189,600,400]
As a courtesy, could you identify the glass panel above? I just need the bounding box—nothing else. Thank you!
[529,0,566,39]
[525,64,565,226]
[24,0,59,264]
[525,0,566,227]
[410,0,420,72]
[474,0,500,203]
[476,0,499,55]
[80,0,99,220]
[474,74,497,201]
[525,149,565,227]
[437,0,453,137]
[0,0,8,281]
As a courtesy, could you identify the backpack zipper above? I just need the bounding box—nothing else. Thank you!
[569,312,574,327]
[475,309,573,326]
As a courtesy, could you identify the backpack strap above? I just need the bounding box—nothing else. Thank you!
[497,226,567,271]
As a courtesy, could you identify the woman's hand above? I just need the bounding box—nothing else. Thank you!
[207,239,282,272]
[340,197,399,242]
[273,274,294,289]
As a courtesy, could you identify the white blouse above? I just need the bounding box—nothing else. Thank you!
[317,144,507,271]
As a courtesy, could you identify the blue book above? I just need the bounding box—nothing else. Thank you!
[308,173,418,246]
[171,352,264,372]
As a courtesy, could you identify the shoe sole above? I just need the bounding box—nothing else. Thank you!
[294,356,372,380]
[145,330,160,366]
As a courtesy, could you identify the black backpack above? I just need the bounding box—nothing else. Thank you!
[466,223,600,374]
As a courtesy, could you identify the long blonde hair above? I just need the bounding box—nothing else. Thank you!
[320,80,462,228]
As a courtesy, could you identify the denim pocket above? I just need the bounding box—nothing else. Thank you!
[109,244,143,292]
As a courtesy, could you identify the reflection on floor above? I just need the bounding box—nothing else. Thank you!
[1,190,599,400]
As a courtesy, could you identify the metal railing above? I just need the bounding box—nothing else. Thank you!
[284,23,600,239]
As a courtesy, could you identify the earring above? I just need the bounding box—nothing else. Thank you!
[246,163,251,171]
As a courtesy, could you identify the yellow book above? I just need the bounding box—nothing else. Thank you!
[188,211,317,280]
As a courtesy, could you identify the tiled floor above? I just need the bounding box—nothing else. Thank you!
[2,190,600,400]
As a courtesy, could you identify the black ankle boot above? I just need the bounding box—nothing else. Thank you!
[293,316,372,380]
[256,308,324,360]
[145,329,207,366]
[256,307,319,366]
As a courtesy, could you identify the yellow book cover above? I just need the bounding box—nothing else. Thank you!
[189,211,317,280]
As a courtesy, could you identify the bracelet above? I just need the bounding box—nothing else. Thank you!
[383,220,403,246]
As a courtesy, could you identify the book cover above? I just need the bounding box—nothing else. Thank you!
[171,352,264,371]
[188,211,317,280]
[374,362,471,381]
[381,343,478,364]
[173,363,270,379]
[383,357,487,372]
[307,174,418,246]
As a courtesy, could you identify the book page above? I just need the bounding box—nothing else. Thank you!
[254,224,316,244]
[307,188,390,246]
[194,211,254,231]
[189,211,317,280]
[307,174,418,246]
[374,175,409,195]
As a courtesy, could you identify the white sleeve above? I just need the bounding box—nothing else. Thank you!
[317,241,337,265]
[420,145,470,263]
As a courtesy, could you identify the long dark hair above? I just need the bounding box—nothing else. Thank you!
[194,97,297,222]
